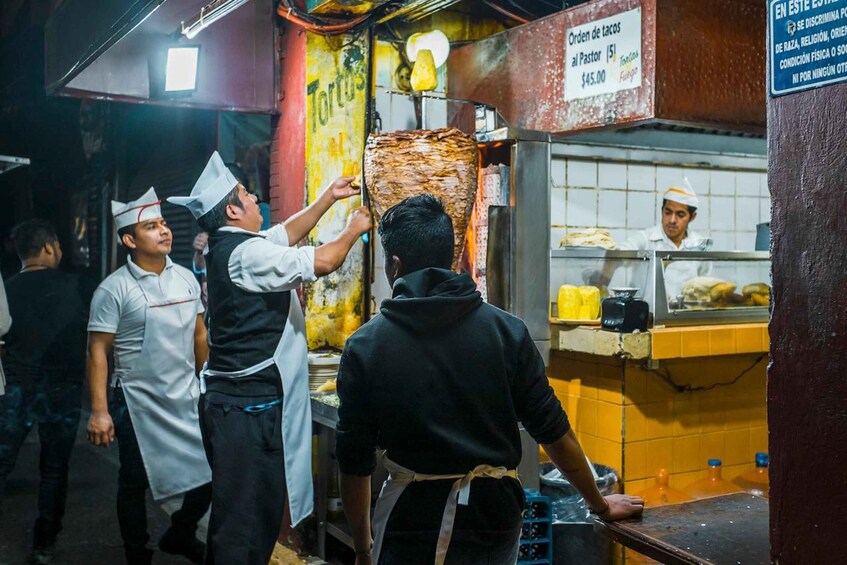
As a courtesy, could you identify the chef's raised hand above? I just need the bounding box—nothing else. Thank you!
[87,410,115,447]
[597,494,645,521]
[347,206,373,236]
[328,176,361,202]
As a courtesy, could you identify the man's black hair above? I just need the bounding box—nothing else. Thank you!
[378,194,454,274]
[117,223,136,244]
[662,199,697,215]
[197,186,243,233]
[11,219,58,260]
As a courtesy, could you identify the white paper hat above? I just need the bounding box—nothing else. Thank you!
[112,187,162,232]
[663,178,700,208]
[167,151,238,219]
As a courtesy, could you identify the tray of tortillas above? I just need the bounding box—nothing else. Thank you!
[559,228,617,250]
[364,128,478,270]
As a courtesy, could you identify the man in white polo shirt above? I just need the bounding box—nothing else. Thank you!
[620,182,712,253]
[587,182,713,301]
[86,188,211,565]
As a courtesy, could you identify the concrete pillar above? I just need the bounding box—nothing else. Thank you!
[270,21,307,223]
[768,84,847,560]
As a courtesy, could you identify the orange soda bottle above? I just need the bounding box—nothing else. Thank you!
[733,452,769,498]
[683,459,742,499]
[634,469,693,507]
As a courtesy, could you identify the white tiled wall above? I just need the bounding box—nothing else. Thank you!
[550,159,770,251]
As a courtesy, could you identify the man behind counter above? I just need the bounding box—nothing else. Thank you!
[619,182,711,253]
[336,195,643,565]
[588,182,713,300]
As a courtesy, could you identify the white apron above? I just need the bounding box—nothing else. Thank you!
[201,290,314,526]
[371,457,519,565]
[118,268,211,500]
[644,225,712,299]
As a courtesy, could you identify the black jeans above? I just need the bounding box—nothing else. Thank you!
[0,380,81,547]
[379,532,521,565]
[111,388,211,561]
[199,391,286,565]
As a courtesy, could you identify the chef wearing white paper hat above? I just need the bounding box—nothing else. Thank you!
[620,181,711,253]
[169,151,371,564]
[617,180,713,299]
[86,187,211,564]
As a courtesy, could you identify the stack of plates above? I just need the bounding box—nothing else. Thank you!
[308,351,340,392]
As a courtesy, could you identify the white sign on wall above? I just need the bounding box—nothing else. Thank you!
[565,7,643,101]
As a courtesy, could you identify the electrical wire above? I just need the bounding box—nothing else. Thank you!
[383,22,413,68]
[536,0,562,9]
[649,354,767,393]
[275,0,372,35]
[503,0,539,19]
[482,0,530,24]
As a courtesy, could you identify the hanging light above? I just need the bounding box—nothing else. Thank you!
[165,46,200,93]
[181,0,251,39]
[405,30,451,68]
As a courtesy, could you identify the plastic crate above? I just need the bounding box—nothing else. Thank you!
[519,489,552,565]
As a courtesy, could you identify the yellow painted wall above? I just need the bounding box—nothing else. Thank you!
[548,351,768,494]
[304,33,369,350]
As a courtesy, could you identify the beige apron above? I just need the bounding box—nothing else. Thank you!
[372,457,519,565]
[118,267,210,500]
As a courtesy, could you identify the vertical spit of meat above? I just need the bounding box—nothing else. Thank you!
[364,128,478,270]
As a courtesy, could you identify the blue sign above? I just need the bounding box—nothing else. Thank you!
[769,0,847,96]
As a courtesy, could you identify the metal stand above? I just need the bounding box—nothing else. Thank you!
[421,95,427,129]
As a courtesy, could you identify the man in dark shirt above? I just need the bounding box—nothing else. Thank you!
[337,195,643,565]
[0,219,92,564]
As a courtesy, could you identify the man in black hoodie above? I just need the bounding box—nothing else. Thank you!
[336,195,643,565]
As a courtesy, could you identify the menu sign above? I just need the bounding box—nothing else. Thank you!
[564,8,643,101]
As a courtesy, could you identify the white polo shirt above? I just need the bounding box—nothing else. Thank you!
[620,225,713,299]
[88,256,203,385]
[219,223,317,292]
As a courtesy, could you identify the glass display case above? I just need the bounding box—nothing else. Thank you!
[550,249,771,326]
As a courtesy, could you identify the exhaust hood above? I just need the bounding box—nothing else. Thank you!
[447,0,766,136]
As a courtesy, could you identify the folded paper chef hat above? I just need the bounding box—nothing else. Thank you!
[167,151,238,219]
[663,178,699,208]
[112,187,162,232]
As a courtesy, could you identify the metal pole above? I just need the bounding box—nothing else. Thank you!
[421,95,427,130]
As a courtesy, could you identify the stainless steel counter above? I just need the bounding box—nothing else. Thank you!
[310,394,353,557]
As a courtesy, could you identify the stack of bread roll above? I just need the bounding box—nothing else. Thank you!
[742,283,770,306]
[682,277,770,307]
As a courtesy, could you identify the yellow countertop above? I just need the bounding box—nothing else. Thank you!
[551,322,769,360]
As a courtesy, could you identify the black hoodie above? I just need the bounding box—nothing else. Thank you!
[337,268,569,543]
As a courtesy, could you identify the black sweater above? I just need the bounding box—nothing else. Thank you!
[3,269,92,384]
[336,268,569,542]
